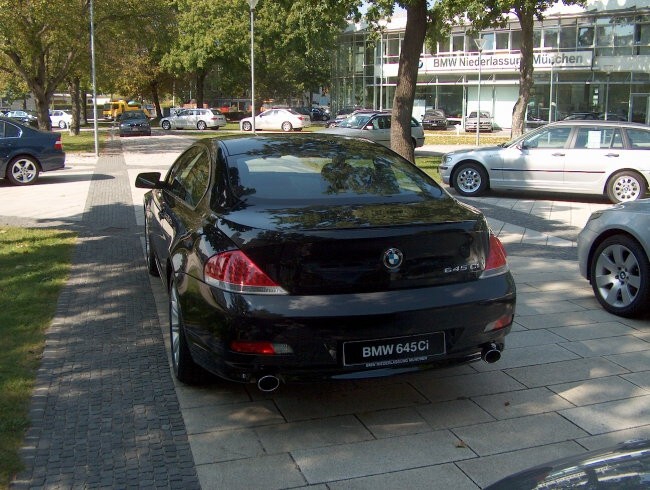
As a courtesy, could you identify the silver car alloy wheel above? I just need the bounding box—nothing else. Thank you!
[457,166,482,194]
[170,283,181,370]
[611,174,642,202]
[10,157,39,184]
[594,242,641,309]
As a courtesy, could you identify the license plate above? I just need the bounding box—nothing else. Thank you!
[342,333,445,367]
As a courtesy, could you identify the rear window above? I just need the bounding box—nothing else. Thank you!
[227,143,444,202]
[626,128,650,149]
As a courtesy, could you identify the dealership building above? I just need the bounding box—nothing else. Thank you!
[330,0,650,130]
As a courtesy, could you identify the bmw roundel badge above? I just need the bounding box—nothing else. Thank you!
[383,248,403,270]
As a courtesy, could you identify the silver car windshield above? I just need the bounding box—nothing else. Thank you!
[339,114,373,129]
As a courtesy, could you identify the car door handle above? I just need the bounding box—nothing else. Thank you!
[552,152,565,157]
[605,153,620,157]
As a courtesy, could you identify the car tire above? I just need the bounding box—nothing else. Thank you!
[7,156,40,185]
[169,278,205,384]
[281,121,293,132]
[590,234,650,317]
[453,162,488,197]
[144,219,160,277]
[161,120,171,130]
[242,121,252,132]
[197,120,207,130]
[322,115,330,121]
[606,170,647,203]
[58,120,67,129]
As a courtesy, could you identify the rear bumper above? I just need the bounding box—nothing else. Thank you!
[177,271,516,384]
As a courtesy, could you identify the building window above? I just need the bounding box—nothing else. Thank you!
[495,31,509,50]
[636,21,650,55]
[578,25,594,47]
[452,34,464,52]
[544,27,558,49]
[533,29,542,49]
[511,30,522,50]
[560,25,576,49]
[596,17,634,56]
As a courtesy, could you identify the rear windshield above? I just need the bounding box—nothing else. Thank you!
[226,141,445,202]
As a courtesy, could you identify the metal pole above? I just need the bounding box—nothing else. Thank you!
[90,0,99,156]
[250,5,256,133]
[476,48,482,146]
[548,62,554,124]
[379,32,383,111]
[605,72,610,121]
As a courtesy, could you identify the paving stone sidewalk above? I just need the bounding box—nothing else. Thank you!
[11,142,200,489]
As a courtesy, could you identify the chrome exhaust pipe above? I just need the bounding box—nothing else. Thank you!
[257,375,281,393]
[482,343,502,364]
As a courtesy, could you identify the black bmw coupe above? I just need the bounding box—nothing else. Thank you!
[136,133,516,391]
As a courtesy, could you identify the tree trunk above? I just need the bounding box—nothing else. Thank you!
[68,77,82,135]
[390,0,427,162]
[151,80,162,118]
[196,70,206,108]
[33,90,51,131]
[511,8,535,138]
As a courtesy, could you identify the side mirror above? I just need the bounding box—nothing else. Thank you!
[135,172,163,189]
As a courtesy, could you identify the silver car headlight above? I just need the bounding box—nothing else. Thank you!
[443,155,453,165]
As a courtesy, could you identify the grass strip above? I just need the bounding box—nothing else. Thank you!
[0,227,76,488]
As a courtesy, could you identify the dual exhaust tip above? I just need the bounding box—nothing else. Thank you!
[255,343,502,392]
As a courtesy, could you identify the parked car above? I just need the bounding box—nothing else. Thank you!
[291,107,313,120]
[486,439,650,489]
[563,112,599,120]
[320,111,425,149]
[160,108,227,131]
[422,109,448,130]
[49,109,73,129]
[0,117,65,185]
[135,133,515,390]
[464,111,493,132]
[327,108,374,128]
[239,108,311,132]
[6,110,38,127]
[577,199,650,317]
[440,120,650,203]
[310,107,330,121]
[117,110,151,137]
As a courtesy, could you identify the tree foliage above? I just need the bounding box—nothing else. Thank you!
[163,0,359,108]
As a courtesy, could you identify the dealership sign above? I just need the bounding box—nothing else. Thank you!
[408,51,593,75]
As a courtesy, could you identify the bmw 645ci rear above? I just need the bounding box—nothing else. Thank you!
[136,134,516,391]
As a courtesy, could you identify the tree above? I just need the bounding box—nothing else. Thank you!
[454,0,585,137]
[163,0,358,110]
[0,0,88,130]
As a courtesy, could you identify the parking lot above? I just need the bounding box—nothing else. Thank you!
[6,133,650,489]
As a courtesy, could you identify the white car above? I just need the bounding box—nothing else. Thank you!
[160,108,227,130]
[239,108,311,132]
[50,110,73,129]
[440,120,650,203]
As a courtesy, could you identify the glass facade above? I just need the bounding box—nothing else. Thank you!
[331,7,650,129]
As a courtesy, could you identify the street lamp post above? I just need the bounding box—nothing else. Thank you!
[248,0,259,133]
[548,61,555,124]
[474,38,486,147]
[90,0,99,156]
[378,19,387,111]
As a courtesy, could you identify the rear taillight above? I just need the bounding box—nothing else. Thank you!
[204,250,287,295]
[55,138,63,151]
[480,234,508,278]
[230,341,293,355]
